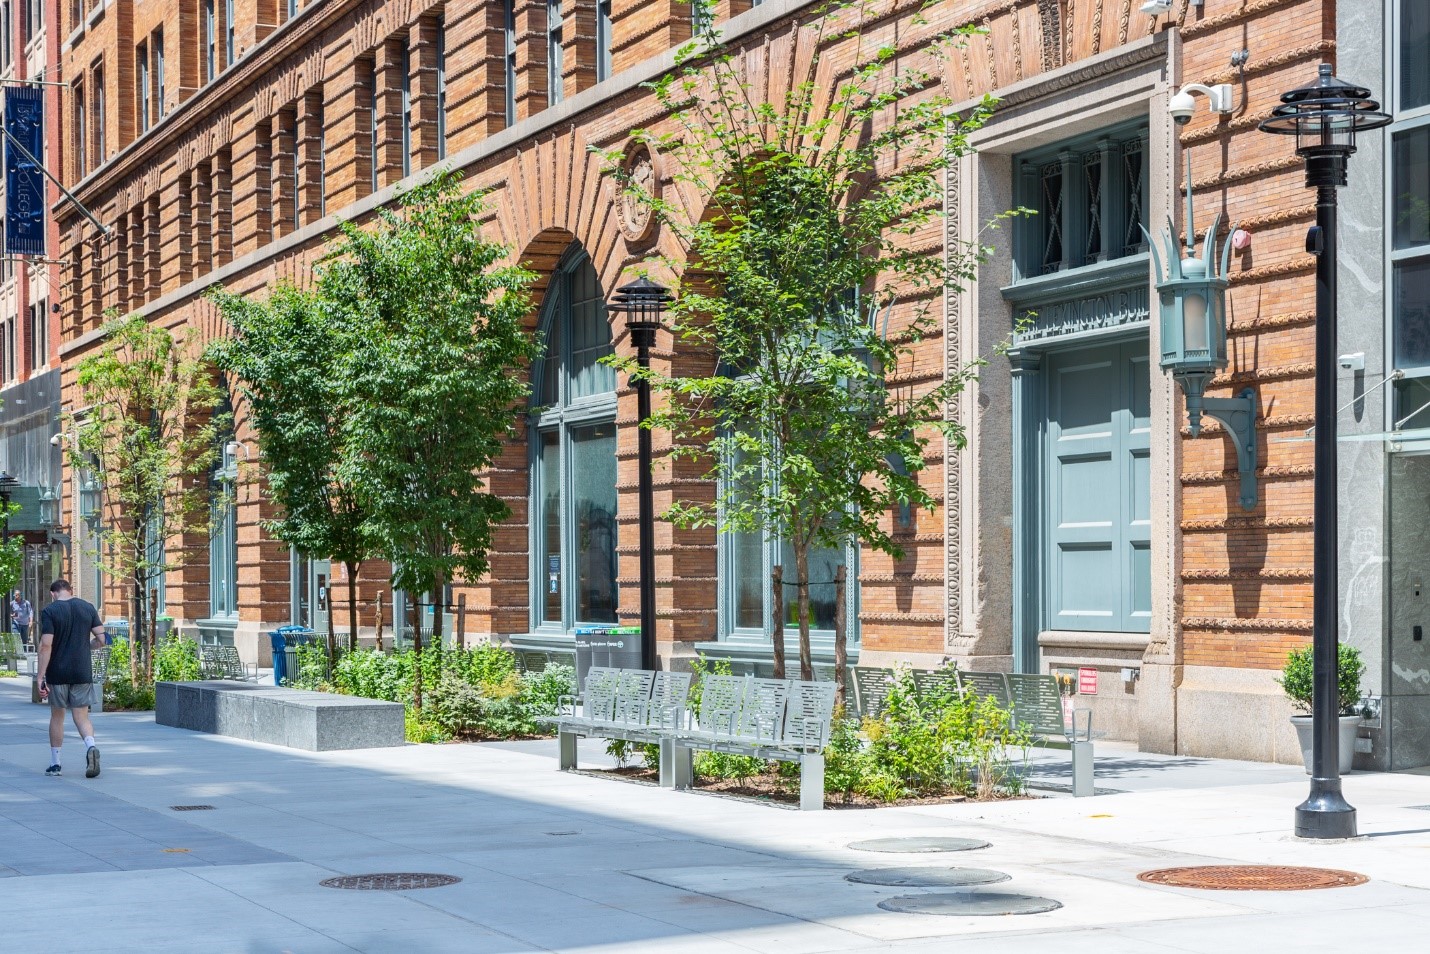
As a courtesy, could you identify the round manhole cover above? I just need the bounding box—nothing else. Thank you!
[320,873,462,891]
[849,837,991,853]
[1137,865,1368,891]
[879,892,1062,915]
[847,866,1010,887]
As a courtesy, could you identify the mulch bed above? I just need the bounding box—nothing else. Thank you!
[590,765,1030,809]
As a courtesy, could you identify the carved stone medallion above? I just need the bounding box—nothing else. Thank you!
[617,144,659,243]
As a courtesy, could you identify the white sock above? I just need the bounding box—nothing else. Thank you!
[50,746,60,765]
[83,736,95,750]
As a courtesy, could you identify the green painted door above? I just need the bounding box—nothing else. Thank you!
[1044,340,1151,633]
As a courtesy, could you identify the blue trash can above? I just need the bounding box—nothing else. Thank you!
[269,625,314,685]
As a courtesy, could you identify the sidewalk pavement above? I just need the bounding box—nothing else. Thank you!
[2,675,1430,954]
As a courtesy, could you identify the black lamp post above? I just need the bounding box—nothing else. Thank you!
[0,471,18,635]
[1260,64,1390,840]
[609,277,672,672]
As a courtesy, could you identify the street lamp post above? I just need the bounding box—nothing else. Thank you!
[609,277,672,672]
[1260,64,1391,840]
[0,471,17,635]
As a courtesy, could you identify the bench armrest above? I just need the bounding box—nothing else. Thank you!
[1066,708,1093,743]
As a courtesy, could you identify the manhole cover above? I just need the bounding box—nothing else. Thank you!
[847,866,1009,887]
[849,837,990,853]
[170,805,215,811]
[1137,865,1368,891]
[879,892,1062,915]
[320,873,462,891]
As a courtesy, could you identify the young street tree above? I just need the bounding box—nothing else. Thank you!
[608,1,999,701]
[208,283,371,655]
[323,172,537,708]
[69,313,225,681]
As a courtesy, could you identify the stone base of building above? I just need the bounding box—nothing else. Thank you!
[1175,666,1303,765]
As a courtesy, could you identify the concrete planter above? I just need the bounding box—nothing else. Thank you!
[1290,715,1360,774]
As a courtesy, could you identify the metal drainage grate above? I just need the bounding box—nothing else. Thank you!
[1138,865,1368,891]
[169,805,216,812]
[320,873,462,891]
[1408,805,1430,811]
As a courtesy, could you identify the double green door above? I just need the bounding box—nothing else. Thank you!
[1042,340,1151,633]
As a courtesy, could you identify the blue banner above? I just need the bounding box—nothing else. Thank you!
[4,86,45,257]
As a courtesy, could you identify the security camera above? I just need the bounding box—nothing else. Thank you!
[1140,0,1173,14]
[1169,90,1197,125]
[1338,352,1366,373]
[49,433,62,446]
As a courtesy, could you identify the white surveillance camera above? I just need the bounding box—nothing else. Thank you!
[1338,352,1366,373]
[1169,90,1197,125]
[1140,0,1173,14]
[49,433,62,446]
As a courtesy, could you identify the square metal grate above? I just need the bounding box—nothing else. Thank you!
[169,805,216,811]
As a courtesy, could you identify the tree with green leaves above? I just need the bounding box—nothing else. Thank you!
[322,172,537,707]
[604,1,1003,701]
[68,313,226,682]
[208,283,372,655]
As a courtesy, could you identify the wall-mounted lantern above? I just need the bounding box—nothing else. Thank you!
[38,486,59,529]
[1148,153,1258,510]
[79,474,101,525]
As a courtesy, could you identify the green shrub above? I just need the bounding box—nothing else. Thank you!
[1279,644,1365,715]
[106,677,155,711]
[333,649,410,701]
[154,635,201,682]
[0,669,17,679]
[404,708,451,743]
[428,670,486,735]
[694,751,766,782]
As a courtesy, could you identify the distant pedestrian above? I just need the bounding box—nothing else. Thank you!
[11,589,32,648]
[36,580,106,778]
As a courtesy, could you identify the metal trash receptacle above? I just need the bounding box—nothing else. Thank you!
[269,626,315,685]
[573,626,642,690]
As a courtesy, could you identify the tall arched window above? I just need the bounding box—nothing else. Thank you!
[530,245,618,632]
[209,419,238,619]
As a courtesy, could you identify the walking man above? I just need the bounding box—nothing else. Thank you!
[36,579,105,778]
[11,589,32,649]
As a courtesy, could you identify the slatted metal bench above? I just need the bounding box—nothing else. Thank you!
[201,645,260,682]
[959,670,1095,796]
[546,667,694,783]
[852,667,896,718]
[668,674,837,811]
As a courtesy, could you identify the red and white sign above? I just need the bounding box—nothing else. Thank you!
[1078,667,1098,695]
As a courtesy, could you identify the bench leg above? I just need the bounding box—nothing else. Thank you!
[1071,740,1094,797]
[799,754,825,811]
[558,730,578,771]
[671,744,693,790]
[658,738,676,788]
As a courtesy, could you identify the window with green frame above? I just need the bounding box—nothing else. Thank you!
[529,245,619,632]
[1392,0,1430,431]
[1013,123,1148,281]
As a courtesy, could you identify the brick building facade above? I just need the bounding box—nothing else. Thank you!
[50,0,1419,766]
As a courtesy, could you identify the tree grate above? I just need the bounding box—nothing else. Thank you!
[1138,865,1368,891]
[169,805,216,811]
[320,873,462,891]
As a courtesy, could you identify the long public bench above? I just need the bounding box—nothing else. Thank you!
[156,680,405,751]
[545,667,837,810]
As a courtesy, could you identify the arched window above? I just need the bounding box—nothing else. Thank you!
[530,245,618,632]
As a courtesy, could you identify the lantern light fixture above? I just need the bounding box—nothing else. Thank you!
[1148,150,1258,511]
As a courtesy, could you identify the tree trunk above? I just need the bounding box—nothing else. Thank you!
[411,595,425,710]
[833,564,847,713]
[771,566,785,679]
[375,592,385,653]
[346,563,359,654]
[131,576,145,683]
[456,593,467,649]
[794,544,813,681]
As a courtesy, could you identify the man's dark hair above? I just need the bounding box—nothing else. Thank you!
[49,579,72,594]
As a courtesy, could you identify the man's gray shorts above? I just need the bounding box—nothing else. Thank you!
[48,683,100,709]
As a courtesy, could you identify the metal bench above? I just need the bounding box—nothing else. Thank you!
[911,666,959,702]
[964,670,1095,797]
[956,669,1012,707]
[548,668,693,782]
[201,645,259,682]
[669,674,836,811]
[851,667,896,718]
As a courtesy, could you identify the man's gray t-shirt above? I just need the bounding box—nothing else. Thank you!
[41,599,102,685]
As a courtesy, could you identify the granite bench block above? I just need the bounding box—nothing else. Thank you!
[156,682,405,751]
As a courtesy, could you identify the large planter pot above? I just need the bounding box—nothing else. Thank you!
[1290,715,1361,774]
